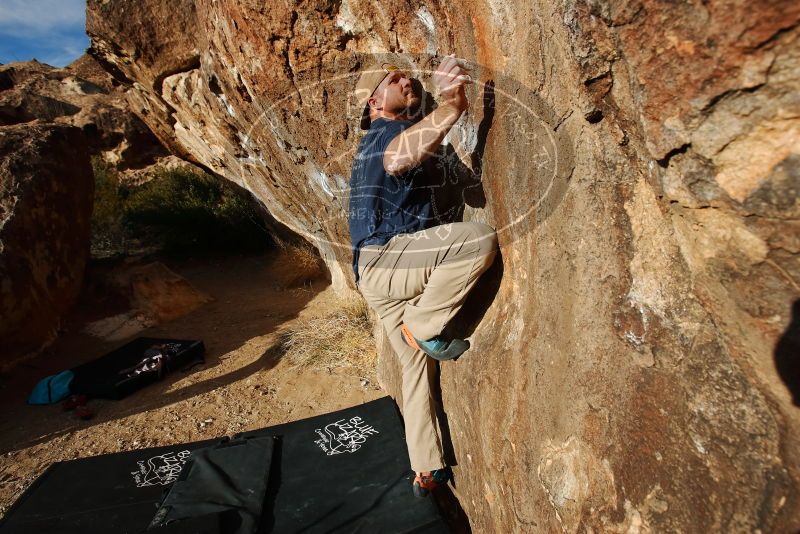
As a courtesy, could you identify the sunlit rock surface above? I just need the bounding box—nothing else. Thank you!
[0,56,178,183]
[87,0,800,530]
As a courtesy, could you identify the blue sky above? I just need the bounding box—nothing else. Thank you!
[0,0,89,67]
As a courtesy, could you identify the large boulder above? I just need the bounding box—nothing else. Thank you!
[86,0,800,530]
[0,124,94,364]
[0,56,184,364]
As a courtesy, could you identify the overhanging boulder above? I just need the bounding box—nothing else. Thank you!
[85,0,800,530]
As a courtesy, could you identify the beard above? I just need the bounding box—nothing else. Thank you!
[381,92,423,122]
[403,94,424,122]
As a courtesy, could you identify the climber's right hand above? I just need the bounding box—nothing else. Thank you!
[383,56,471,176]
[433,54,471,112]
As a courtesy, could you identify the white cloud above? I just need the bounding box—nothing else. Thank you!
[39,38,87,66]
[0,0,85,36]
[0,0,88,67]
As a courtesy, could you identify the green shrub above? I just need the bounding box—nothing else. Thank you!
[90,159,272,257]
[90,157,129,257]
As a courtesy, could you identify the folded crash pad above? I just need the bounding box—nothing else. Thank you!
[148,436,275,534]
[238,396,449,533]
[0,397,449,534]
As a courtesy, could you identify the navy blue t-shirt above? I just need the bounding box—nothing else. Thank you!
[348,118,439,284]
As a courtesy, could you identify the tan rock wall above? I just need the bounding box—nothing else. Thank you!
[87,0,800,530]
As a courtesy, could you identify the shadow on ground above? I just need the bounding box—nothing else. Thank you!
[0,251,325,454]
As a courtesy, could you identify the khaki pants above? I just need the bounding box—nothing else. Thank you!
[357,222,498,472]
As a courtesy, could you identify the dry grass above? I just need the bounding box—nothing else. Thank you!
[281,296,377,379]
[271,242,325,287]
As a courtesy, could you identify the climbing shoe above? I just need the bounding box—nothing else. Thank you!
[401,324,470,361]
[413,468,451,498]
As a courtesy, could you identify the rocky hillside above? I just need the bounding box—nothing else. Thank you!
[86,0,800,531]
[0,56,178,183]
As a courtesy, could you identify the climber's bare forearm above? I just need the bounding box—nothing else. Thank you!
[383,103,464,176]
[383,54,471,176]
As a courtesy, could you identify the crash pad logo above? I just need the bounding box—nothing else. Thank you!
[131,450,192,487]
[314,416,379,455]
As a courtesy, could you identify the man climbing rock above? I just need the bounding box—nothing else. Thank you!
[348,55,498,497]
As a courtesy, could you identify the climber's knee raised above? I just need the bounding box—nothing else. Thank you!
[468,222,498,267]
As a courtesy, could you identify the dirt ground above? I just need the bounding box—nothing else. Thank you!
[0,250,384,516]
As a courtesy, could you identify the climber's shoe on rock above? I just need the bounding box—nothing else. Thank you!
[401,324,469,361]
[412,467,451,498]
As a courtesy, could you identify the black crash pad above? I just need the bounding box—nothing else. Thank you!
[0,397,449,533]
[0,440,216,534]
[148,436,275,534]
[70,337,205,400]
[238,396,448,533]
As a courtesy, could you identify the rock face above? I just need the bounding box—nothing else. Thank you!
[0,57,177,183]
[0,124,94,364]
[0,56,187,364]
[86,0,800,531]
[82,261,213,342]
